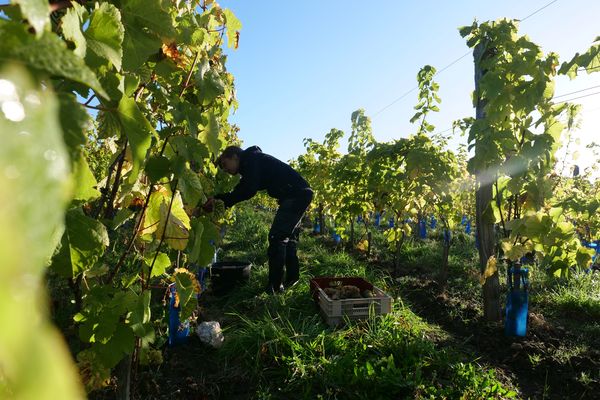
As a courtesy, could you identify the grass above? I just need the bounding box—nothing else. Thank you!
[123,206,600,399]
[537,271,600,320]
[196,207,517,399]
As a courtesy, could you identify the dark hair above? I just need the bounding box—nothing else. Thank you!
[216,146,243,166]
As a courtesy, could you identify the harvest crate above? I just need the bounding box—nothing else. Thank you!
[309,277,393,327]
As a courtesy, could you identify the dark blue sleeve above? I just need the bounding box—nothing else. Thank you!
[215,157,260,208]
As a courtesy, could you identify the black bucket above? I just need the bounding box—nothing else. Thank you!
[209,261,252,293]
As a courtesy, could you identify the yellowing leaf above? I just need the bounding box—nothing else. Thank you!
[156,191,190,250]
[402,224,412,236]
[356,239,369,252]
[480,256,497,285]
[505,243,528,261]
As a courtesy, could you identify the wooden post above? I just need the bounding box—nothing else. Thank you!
[474,42,502,321]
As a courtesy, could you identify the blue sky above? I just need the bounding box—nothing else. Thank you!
[219,0,600,171]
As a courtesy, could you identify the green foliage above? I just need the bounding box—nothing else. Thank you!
[555,174,600,244]
[0,0,242,395]
[2,1,599,395]
[52,208,109,278]
[295,128,343,217]
[0,20,108,98]
[13,0,51,35]
[331,110,375,225]
[541,272,600,321]
[410,65,441,135]
[461,19,561,177]
[85,2,125,70]
[297,66,462,267]
[460,19,591,276]
[115,94,155,182]
[0,65,84,398]
[559,36,600,78]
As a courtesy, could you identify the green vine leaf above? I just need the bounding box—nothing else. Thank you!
[190,216,219,266]
[13,0,49,36]
[145,155,171,183]
[121,0,175,72]
[223,9,242,49]
[122,0,175,39]
[0,21,109,99]
[52,209,109,278]
[180,168,205,207]
[85,2,125,71]
[71,155,101,202]
[61,3,88,58]
[188,219,205,264]
[0,63,84,399]
[144,252,170,277]
[129,291,152,337]
[200,111,223,157]
[116,95,155,183]
[57,93,91,161]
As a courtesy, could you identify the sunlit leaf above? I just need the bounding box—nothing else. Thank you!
[85,2,124,70]
[14,0,49,36]
[0,21,108,98]
[0,65,84,399]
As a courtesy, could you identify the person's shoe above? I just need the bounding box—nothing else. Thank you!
[263,284,285,295]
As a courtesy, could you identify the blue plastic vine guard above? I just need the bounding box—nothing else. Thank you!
[419,219,427,238]
[430,215,437,229]
[504,267,529,337]
[465,220,471,234]
[388,217,394,228]
[168,283,190,346]
[331,229,341,244]
[374,212,381,227]
[586,240,600,264]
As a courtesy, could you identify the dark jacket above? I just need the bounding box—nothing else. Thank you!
[215,146,310,208]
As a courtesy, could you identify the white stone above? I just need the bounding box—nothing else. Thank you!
[196,321,224,348]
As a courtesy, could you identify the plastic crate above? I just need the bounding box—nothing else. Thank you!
[309,277,393,326]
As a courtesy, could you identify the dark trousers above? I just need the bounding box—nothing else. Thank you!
[267,188,313,289]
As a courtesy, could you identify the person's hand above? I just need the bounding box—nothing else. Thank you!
[202,197,215,213]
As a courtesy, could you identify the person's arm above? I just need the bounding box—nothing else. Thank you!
[215,157,260,208]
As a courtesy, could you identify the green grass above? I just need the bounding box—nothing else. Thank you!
[531,270,600,341]
[204,206,517,399]
[541,271,600,319]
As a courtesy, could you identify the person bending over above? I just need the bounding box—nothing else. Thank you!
[203,145,313,294]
